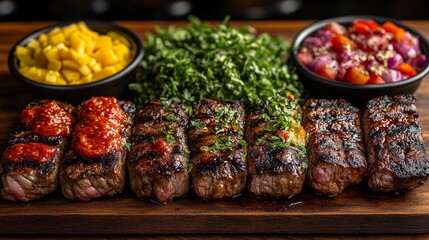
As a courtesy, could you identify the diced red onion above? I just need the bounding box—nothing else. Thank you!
[308,54,334,72]
[404,32,420,49]
[315,30,334,43]
[415,55,427,68]
[382,69,403,83]
[365,35,387,51]
[393,42,418,59]
[302,37,324,49]
[388,53,404,69]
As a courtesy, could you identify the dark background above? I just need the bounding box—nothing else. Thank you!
[0,0,427,21]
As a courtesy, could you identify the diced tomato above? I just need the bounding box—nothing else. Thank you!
[298,50,313,66]
[367,74,386,84]
[331,35,356,52]
[345,67,370,84]
[382,21,405,41]
[152,140,171,154]
[317,65,337,80]
[354,19,380,31]
[395,62,417,76]
[324,22,346,35]
[366,20,380,30]
[276,130,289,141]
[353,22,371,35]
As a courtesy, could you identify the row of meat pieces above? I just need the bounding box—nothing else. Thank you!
[1,95,428,203]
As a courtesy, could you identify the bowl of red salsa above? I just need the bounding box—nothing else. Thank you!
[291,15,429,106]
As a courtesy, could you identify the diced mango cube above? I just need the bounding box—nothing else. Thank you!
[48,27,61,36]
[112,43,130,60]
[56,76,68,85]
[61,24,78,38]
[80,73,93,82]
[44,47,59,62]
[77,22,90,32]
[108,31,131,47]
[75,53,91,66]
[62,69,80,82]
[59,48,72,60]
[38,34,48,48]
[79,65,91,76]
[94,36,112,51]
[36,68,48,80]
[44,70,60,84]
[93,66,116,80]
[16,46,31,59]
[94,49,118,66]
[27,39,40,50]
[62,60,80,70]
[23,66,39,81]
[48,32,66,46]
[85,40,95,54]
[70,34,86,54]
[47,60,62,71]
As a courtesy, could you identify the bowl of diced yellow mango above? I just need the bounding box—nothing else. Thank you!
[8,21,143,102]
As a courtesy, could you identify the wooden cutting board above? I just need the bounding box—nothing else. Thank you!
[1,21,429,235]
[0,184,428,235]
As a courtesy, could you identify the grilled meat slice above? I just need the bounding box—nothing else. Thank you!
[246,97,308,197]
[60,97,135,201]
[1,100,75,201]
[189,99,247,199]
[127,100,190,203]
[364,94,429,192]
[303,99,366,196]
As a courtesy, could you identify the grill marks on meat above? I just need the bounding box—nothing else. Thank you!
[246,98,308,197]
[303,99,367,196]
[189,99,247,199]
[60,97,135,201]
[127,100,190,203]
[364,95,429,192]
[1,100,75,201]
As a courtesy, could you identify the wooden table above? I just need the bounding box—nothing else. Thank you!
[1,21,429,239]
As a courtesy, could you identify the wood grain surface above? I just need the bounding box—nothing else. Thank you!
[1,21,429,236]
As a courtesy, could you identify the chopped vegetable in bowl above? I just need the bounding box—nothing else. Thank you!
[298,19,427,84]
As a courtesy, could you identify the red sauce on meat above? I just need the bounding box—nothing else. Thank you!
[20,101,75,137]
[152,140,171,154]
[72,114,123,159]
[78,97,126,124]
[3,143,57,163]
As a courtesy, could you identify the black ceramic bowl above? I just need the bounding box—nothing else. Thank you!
[291,15,429,106]
[8,21,144,104]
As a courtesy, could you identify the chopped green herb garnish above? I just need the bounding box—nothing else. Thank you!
[161,129,176,144]
[190,119,205,129]
[165,114,180,122]
[255,138,263,146]
[239,139,248,147]
[130,16,304,113]
[125,142,132,151]
[267,135,289,149]
[199,136,233,152]
[160,98,173,111]
[301,161,308,170]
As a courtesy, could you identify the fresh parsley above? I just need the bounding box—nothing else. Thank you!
[130,16,304,113]
[190,119,205,129]
[165,114,180,122]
